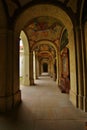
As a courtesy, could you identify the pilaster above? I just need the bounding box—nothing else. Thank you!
[35,55,38,79]
[29,51,34,85]
[82,23,87,112]
[36,58,40,78]
[53,59,56,81]
[0,29,21,112]
[23,52,29,86]
[75,25,84,110]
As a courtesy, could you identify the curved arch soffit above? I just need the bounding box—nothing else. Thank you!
[40,57,51,63]
[84,22,87,41]
[37,50,53,56]
[20,30,29,54]
[37,51,54,59]
[80,0,85,25]
[15,4,73,37]
[41,60,49,64]
[32,40,58,55]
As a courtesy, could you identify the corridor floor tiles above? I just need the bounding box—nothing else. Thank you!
[0,74,87,130]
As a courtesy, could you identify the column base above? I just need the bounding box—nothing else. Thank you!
[83,96,87,112]
[29,78,34,85]
[77,94,83,110]
[69,90,78,107]
[23,79,29,86]
[0,90,21,112]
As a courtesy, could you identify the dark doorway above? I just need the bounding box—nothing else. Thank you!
[43,63,48,72]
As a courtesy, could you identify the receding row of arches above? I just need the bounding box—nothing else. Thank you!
[14,4,86,112]
[0,3,87,112]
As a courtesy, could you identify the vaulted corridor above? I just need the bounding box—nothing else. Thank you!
[0,73,87,130]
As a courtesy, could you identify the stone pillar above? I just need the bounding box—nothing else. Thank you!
[41,62,43,74]
[13,33,21,109]
[22,52,29,85]
[58,53,62,86]
[33,51,38,79]
[53,59,56,81]
[75,25,84,110]
[56,56,59,85]
[29,51,34,85]
[35,54,38,79]
[82,23,87,111]
[48,60,51,76]
[39,60,42,76]
[0,29,21,112]
[36,54,41,79]
[36,57,40,78]
[50,60,53,78]
[0,29,10,112]
[33,51,36,79]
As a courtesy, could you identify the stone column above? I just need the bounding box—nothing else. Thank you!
[36,57,40,78]
[75,25,84,110]
[53,59,56,81]
[0,29,10,112]
[0,29,21,112]
[29,51,34,85]
[50,60,53,78]
[35,55,39,79]
[33,51,38,79]
[13,33,21,108]
[41,62,43,74]
[39,60,42,76]
[82,24,87,111]
[58,53,62,86]
[56,56,59,85]
[33,51,36,80]
[22,52,29,85]
[48,60,51,76]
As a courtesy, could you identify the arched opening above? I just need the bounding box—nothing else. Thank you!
[0,0,87,114]
[84,22,87,100]
[14,4,77,108]
[43,63,48,72]
[32,40,58,80]
[19,38,24,81]
[19,31,30,86]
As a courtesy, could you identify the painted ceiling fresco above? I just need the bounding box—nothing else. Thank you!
[7,0,81,63]
[27,16,63,30]
[34,43,56,61]
[26,16,64,46]
[60,29,68,51]
[34,44,55,54]
[21,15,68,61]
[37,52,53,62]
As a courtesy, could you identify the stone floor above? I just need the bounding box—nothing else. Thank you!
[0,73,87,130]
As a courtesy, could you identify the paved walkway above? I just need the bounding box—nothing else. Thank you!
[0,73,87,130]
